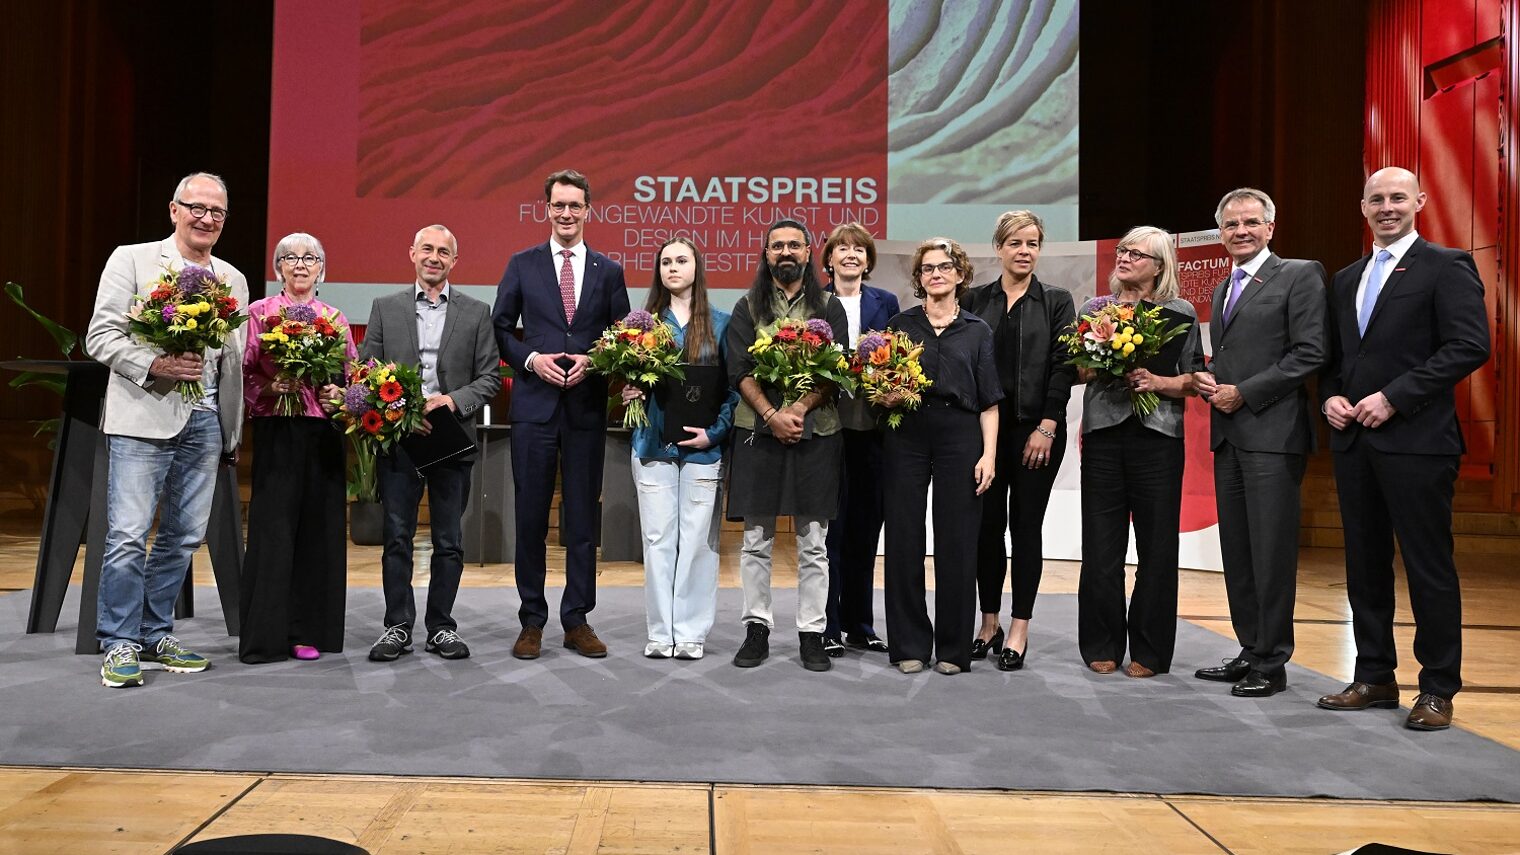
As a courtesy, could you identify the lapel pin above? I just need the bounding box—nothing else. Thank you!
[1393,268,1406,272]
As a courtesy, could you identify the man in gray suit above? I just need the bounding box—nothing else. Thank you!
[85,172,249,688]
[362,224,501,662]
[1192,188,1328,697]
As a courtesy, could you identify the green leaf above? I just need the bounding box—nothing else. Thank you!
[6,282,79,356]
[7,372,67,395]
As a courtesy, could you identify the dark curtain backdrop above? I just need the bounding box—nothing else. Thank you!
[0,1,272,427]
[1081,0,1368,268]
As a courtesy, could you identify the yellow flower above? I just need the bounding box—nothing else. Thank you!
[1122,342,1135,356]
[1132,334,1145,345]
[185,318,198,330]
[1111,340,1124,350]
[1122,326,1135,336]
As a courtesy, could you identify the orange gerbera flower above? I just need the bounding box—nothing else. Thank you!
[378,380,403,403]
[384,408,402,422]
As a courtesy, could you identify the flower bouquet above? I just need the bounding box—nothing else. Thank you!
[748,318,857,408]
[1058,298,1191,415]
[257,303,350,416]
[332,359,426,451]
[588,309,686,428]
[125,264,247,402]
[850,329,932,429]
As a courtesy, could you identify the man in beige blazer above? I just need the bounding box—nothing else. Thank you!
[84,172,249,688]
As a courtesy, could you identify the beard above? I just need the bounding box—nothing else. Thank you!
[769,258,804,284]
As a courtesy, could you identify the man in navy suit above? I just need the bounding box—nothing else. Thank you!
[493,169,631,659]
[1317,167,1490,730]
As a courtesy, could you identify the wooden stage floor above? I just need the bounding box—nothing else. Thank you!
[1,522,1517,854]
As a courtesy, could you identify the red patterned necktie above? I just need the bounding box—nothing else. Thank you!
[558,249,576,324]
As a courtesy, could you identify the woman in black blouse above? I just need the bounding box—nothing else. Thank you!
[881,238,1002,675]
[959,211,1076,671]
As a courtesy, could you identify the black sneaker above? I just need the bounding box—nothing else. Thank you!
[822,635,846,658]
[425,629,471,660]
[799,632,832,672]
[368,625,412,662]
[733,623,770,668]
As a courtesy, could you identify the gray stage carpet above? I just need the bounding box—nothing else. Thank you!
[3,585,1518,802]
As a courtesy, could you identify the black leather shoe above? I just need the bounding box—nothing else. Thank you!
[845,633,889,653]
[1195,657,1251,683]
[1230,669,1286,697]
[969,627,1004,660]
[732,623,769,668]
[995,646,1025,672]
[822,636,845,658]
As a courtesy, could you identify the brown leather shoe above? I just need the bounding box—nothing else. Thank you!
[512,626,543,660]
[564,624,608,658]
[1089,659,1118,674]
[1124,661,1156,679]
[1406,693,1454,731]
[1317,680,1399,711]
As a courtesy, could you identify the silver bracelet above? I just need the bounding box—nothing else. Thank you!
[1034,425,1056,440]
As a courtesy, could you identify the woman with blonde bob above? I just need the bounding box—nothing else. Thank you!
[880,238,1002,675]
[1076,226,1204,678]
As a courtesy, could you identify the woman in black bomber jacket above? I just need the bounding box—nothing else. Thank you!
[957,210,1076,672]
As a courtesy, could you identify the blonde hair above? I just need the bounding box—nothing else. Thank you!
[1109,226,1178,302]
[993,210,1045,246]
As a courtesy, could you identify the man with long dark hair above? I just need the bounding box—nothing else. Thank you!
[723,219,848,672]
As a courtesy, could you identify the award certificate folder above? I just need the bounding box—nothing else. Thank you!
[658,365,727,446]
[400,408,476,471]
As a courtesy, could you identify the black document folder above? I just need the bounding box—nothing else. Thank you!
[400,408,477,471]
[658,365,728,445]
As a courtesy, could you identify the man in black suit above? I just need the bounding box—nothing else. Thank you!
[1192,188,1327,698]
[1317,167,1490,730]
[363,225,503,662]
[492,170,631,660]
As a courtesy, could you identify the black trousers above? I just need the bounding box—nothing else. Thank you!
[1076,419,1184,673]
[377,444,472,637]
[511,417,606,630]
[1214,443,1305,676]
[883,404,983,670]
[825,427,885,638]
[976,414,1064,620]
[1333,442,1462,697]
[239,417,347,663]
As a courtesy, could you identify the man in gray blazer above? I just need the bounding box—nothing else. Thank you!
[362,224,501,663]
[85,172,248,688]
[1192,188,1328,697]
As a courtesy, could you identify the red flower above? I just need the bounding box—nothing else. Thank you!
[1077,320,1091,333]
[775,327,799,342]
[219,296,238,318]
[801,332,823,347]
[361,410,384,433]
[151,287,174,302]
[378,380,403,403]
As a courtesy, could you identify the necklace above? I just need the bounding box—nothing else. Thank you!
[928,304,960,331]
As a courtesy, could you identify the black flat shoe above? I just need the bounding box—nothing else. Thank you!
[822,636,846,658]
[969,627,1004,660]
[995,646,1025,672]
[845,633,889,653]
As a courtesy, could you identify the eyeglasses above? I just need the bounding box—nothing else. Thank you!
[1115,247,1158,262]
[279,254,322,267]
[548,202,588,214]
[1220,217,1269,231]
[918,261,958,275]
[175,200,228,222]
[768,240,806,253]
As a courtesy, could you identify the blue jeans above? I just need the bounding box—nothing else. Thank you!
[97,410,222,650]
[632,452,723,644]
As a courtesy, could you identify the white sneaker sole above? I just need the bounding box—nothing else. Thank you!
[140,661,208,673]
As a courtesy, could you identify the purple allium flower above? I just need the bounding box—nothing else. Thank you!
[178,264,217,295]
[623,309,656,331]
[284,303,317,323]
[388,399,406,410]
[342,384,373,415]
[161,305,177,323]
[857,332,888,356]
[805,318,834,343]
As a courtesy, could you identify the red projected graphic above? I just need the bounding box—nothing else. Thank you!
[270,0,888,288]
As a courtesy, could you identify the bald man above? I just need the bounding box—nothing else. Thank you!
[1317,167,1490,730]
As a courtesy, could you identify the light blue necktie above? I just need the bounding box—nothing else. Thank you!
[1221,267,1249,325]
[1357,249,1394,335]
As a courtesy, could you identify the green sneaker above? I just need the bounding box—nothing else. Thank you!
[101,642,144,688]
[141,635,209,673]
